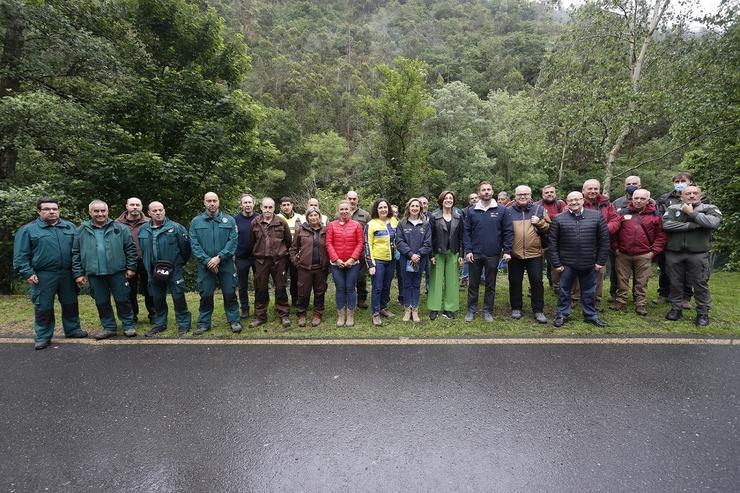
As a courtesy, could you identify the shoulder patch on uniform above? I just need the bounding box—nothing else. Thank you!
[222,217,228,223]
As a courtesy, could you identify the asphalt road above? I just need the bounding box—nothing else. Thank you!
[1,343,737,492]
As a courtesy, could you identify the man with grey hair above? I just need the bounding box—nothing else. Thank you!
[548,191,610,328]
[509,185,550,323]
[116,196,155,325]
[234,193,257,319]
[73,199,138,339]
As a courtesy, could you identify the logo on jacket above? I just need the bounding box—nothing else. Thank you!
[222,218,228,223]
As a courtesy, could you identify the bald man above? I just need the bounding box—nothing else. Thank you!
[189,192,241,334]
[116,196,155,324]
[548,191,610,328]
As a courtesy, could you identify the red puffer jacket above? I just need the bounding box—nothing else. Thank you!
[613,201,667,256]
[326,219,364,263]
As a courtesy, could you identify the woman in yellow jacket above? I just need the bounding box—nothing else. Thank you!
[364,198,399,326]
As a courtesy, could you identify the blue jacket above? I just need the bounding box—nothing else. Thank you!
[396,218,432,271]
[13,218,77,278]
[463,202,513,257]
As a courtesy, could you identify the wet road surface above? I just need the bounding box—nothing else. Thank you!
[1,343,738,491]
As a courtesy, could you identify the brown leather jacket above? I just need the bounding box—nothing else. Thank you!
[290,222,329,270]
[249,214,291,259]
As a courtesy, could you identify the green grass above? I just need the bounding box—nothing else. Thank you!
[1,272,738,339]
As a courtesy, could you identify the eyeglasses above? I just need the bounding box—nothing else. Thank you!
[515,193,531,197]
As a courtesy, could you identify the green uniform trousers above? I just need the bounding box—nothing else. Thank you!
[28,270,81,343]
[196,263,240,328]
[88,272,134,332]
[427,252,460,312]
[147,268,191,330]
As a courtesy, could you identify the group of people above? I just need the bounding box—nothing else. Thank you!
[13,172,722,350]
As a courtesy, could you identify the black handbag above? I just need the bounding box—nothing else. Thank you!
[148,232,174,283]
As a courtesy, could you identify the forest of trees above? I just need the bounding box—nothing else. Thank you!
[1,0,738,291]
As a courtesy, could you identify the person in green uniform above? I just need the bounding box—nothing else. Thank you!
[138,201,192,337]
[189,192,241,334]
[72,200,137,339]
[13,198,88,349]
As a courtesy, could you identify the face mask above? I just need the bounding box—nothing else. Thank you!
[674,183,687,193]
[625,185,639,195]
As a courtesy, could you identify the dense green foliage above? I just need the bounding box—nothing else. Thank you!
[1,0,738,292]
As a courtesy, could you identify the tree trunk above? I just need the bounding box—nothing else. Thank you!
[0,1,25,180]
[557,130,570,186]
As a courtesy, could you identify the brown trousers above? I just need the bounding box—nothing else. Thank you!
[614,251,653,307]
[254,257,289,321]
[296,267,329,315]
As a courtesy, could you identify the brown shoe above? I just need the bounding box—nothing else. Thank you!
[609,302,625,311]
[298,314,307,327]
[635,305,647,316]
[345,309,355,327]
[402,307,412,322]
[93,330,116,340]
[411,308,421,323]
[336,308,346,327]
[249,319,266,329]
[311,313,321,327]
[653,296,669,305]
[681,300,692,310]
[379,308,395,318]
[372,313,382,326]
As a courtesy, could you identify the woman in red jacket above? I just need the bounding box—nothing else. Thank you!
[326,200,365,327]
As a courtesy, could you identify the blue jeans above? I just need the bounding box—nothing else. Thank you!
[400,256,424,309]
[331,263,360,310]
[557,266,597,320]
[371,260,395,314]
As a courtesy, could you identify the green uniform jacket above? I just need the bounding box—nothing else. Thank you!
[138,218,191,274]
[189,211,238,267]
[72,219,137,277]
[13,218,78,279]
[662,202,722,253]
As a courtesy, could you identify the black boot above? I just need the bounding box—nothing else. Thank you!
[665,308,682,321]
[695,313,710,326]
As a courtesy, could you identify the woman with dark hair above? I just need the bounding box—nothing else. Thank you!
[396,198,432,322]
[326,200,364,327]
[290,207,329,328]
[365,198,398,326]
[428,191,464,320]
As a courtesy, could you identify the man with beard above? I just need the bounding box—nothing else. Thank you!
[535,184,566,291]
[116,197,155,324]
[189,192,241,334]
[234,193,257,319]
[463,180,513,322]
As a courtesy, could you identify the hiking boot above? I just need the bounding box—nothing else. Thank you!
[379,308,395,318]
[194,326,211,335]
[681,299,692,310]
[465,309,475,322]
[483,311,493,322]
[403,307,412,322]
[230,322,243,333]
[635,306,647,316]
[665,308,682,321]
[511,309,523,320]
[553,316,568,328]
[298,314,307,327]
[240,309,250,320]
[281,317,291,328]
[372,313,382,326]
[124,328,137,337]
[65,330,88,339]
[534,312,548,324]
[336,308,346,327]
[695,314,710,326]
[145,326,167,337]
[249,319,266,329]
[411,308,421,323]
[609,302,625,311]
[94,330,116,340]
[357,300,368,309]
[345,310,355,327]
[311,313,322,327]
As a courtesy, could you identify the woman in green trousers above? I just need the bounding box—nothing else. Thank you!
[427,191,464,319]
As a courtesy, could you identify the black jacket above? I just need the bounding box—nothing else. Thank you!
[548,208,609,270]
[429,209,463,256]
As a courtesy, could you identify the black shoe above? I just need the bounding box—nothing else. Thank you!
[665,308,682,321]
[65,330,88,338]
[429,311,438,321]
[240,310,250,320]
[553,316,568,328]
[442,311,455,319]
[194,326,211,335]
[34,339,51,350]
[357,300,368,309]
[145,326,167,337]
[584,318,608,328]
[695,314,710,326]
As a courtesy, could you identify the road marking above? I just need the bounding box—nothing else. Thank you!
[0,337,735,346]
